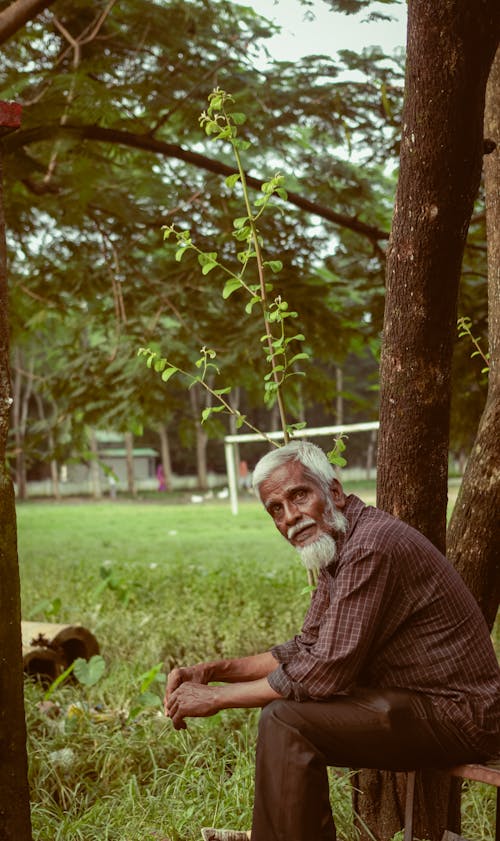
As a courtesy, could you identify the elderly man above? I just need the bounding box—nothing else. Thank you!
[165,441,500,841]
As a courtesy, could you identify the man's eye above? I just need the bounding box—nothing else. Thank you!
[293,490,306,501]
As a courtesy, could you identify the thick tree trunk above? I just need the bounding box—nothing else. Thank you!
[447,45,500,630]
[377,0,498,550]
[0,108,32,840]
[362,3,500,840]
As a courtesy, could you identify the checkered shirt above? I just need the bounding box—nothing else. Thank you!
[268,494,500,756]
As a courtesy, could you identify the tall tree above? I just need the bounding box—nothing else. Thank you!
[357,3,499,840]
[447,44,500,629]
[0,101,32,841]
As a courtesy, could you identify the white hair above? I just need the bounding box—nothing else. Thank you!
[252,440,336,500]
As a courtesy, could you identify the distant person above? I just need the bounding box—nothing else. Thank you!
[108,475,117,500]
[239,459,251,491]
[156,463,166,492]
[165,441,500,841]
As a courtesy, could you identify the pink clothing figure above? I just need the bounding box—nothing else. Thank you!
[156,464,166,491]
[239,460,251,490]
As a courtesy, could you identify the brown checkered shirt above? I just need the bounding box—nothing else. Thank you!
[268,494,500,756]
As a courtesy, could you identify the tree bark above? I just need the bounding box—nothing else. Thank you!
[447,44,500,631]
[377,0,499,551]
[361,2,500,840]
[0,106,32,841]
[11,349,33,500]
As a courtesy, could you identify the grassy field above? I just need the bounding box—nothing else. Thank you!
[17,484,495,841]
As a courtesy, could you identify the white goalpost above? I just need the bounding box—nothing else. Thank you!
[224,421,379,515]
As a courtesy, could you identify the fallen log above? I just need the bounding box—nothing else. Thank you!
[22,621,100,679]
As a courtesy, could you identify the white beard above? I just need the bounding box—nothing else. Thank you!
[297,532,339,572]
[295,505,348,574]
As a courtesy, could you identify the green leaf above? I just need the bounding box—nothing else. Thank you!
[222,278,243,299]
[232,226,251,241]
[287,422,307,432]
[229,112,246,125]
[161,367,178,382]
[233,139,251,151]
[201,262,217,275]
[288,352,310,365]
[153,358,167,373]
[225,173,240,188]
[264,260,283,274]
[233,216,248,229]
[139,663,165,694]
[213,387,232,395]
[44,661,76,701]
[245,296,261,314]
[198,251,218,266]
[201,405,225,423]
[73,655,106,688]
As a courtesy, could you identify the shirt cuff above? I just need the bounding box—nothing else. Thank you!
[267,664,310,702]
[271,639,300,663]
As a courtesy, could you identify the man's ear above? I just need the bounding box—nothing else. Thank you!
[330,478,346,509]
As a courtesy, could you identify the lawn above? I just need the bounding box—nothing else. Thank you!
[17,486,495,841]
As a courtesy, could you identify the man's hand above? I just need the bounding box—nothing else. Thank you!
[164,663,213,715]
[164,653,281,728]
[166,682,221,730]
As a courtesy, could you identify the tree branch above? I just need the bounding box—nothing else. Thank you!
[0,0,56,44]
[5,123,389,243]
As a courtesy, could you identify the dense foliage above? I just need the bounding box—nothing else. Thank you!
[0,0,488,481]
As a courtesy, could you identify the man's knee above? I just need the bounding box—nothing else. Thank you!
[258,698,302,740]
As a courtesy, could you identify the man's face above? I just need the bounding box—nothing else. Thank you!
[259,461,345,548]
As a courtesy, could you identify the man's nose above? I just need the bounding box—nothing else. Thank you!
[283,499,301,525]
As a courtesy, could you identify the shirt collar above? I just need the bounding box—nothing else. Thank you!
[327,493,368,566]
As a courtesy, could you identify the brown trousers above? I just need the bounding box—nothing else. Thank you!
[251,689,484,841]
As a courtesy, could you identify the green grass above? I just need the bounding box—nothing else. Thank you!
[17,495,496,841]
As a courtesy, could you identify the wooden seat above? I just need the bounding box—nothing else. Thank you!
[404,760,500,841]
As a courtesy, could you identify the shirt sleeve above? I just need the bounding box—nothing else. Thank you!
[268,548,396,701]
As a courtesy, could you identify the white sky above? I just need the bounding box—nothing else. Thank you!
[236,0,407,63]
